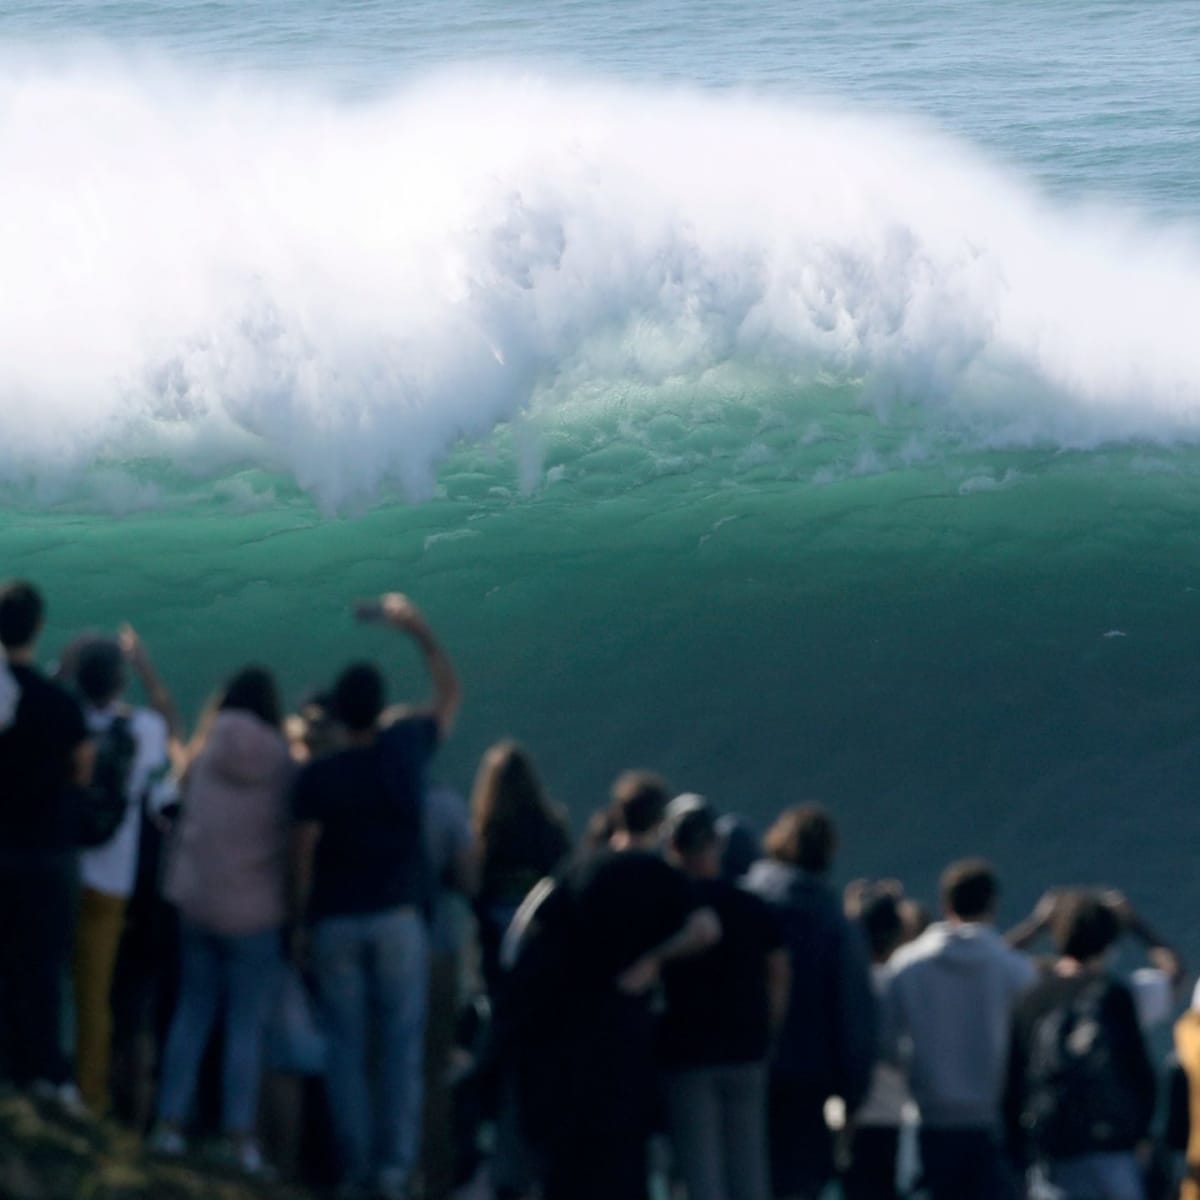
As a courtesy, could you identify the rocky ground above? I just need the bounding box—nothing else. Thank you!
[0,1089,314,1200]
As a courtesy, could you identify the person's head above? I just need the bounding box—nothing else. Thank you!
[583,805,617,853]
[286,691,342,763]
[471,740,568,874]
[1051,890,1121,964]
[610,770,670,844]
[666,798,721,879]
[218,665,282,729]
[764,804,838,875]
[472,740,548,833]
[715,814,762,881]
[856,885,906,964]
[899,897,932,943]
[332,662,386,734]
[75,637,127,708]
[940,858,1000,924]
[0,581,44,656]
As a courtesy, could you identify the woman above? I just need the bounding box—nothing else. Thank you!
[151,666,293,1174]
[470,741,570,1200]
[471,740,570,998]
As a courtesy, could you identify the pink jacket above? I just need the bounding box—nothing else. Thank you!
[165,709,294,935]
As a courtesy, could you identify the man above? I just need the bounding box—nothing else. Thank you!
[659,798,790,1200]
[291,592,460,1200]
[1005,890,1155,1200]
[883,857,1036,1200]
[515,771,720,1200]
[0,581,92,1097]
[743,805,877,1200]
[69,630,178,1116]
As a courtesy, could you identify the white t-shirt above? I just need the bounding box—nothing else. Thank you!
[80,704,177,899]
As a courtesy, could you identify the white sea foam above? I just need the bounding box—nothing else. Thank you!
[3,57,1200,508]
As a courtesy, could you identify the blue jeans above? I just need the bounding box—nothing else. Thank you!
[157,922,282,1133]
[1046,1151,1145,1200]
[313,907,430,1189]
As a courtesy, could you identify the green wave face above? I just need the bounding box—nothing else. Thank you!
[6,386,1200,945]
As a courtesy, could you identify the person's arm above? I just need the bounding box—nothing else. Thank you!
[71,738,96,787]
[1005,889,1061,950]
[1104,890,1185,987]
[1108,981,1159,1138]
[616,907,721,994]
[357,593,461,738]
[1003,1010,1031,1164]
[119,624,182,742]
[837,921,880,1114]
[289,820,322,961]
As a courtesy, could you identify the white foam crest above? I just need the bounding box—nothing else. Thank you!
[3,57,1200,507]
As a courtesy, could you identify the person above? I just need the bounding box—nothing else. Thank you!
[1009,887,1186,1032]
[471,740,571,1000]
[1005,890,1156,1200]
[510,770,719,1200]
[743,804,877,1200]
[290,592,461,1200]
[68,631,179,1116]
[882,858,1036,1200]
[840,881,917,1200]
[1173,982,1200,1200]
[469,740,570,1199]
[0,580,92,1101]
[420,779,479,1200]
[658,800,789,1200]
[715,813,762,882]
[152,666,294,1173]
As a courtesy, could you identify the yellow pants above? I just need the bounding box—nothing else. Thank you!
[73,887,128,1116]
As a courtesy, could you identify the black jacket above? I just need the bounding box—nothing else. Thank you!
[744,859,878,1112]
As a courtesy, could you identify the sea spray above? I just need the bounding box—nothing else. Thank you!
[3,61,1200,509]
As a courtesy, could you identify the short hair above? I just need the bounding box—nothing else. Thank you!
[1052,890,1120,961]
[75,638,126,707]
[219,665,282,729]
[0,581,44,650]
[333,662,386,733]
[940,858,999,921]
[611,770,670,836]
[668,802,719,858]
[764,804,837,873]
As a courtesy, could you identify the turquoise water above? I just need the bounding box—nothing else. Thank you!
[3,1,1200,942]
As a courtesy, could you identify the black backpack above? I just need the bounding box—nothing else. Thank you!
[1021,977,1144,1158]
[76,714,138,848]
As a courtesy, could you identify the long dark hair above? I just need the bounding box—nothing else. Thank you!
[218,665,283,729]
[471,740,570,889]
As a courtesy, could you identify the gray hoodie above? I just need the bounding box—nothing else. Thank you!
[883,922,1036,1130]
[166,710,294,935]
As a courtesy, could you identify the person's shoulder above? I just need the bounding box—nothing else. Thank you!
[23,666,77,709]
[381,712,440,754]
[725,880,785,937]
[1003,943,1039,989]
[296,747,350,797]
[888,923,947,976]
[32,669,87,731]
[128,705,169,746]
